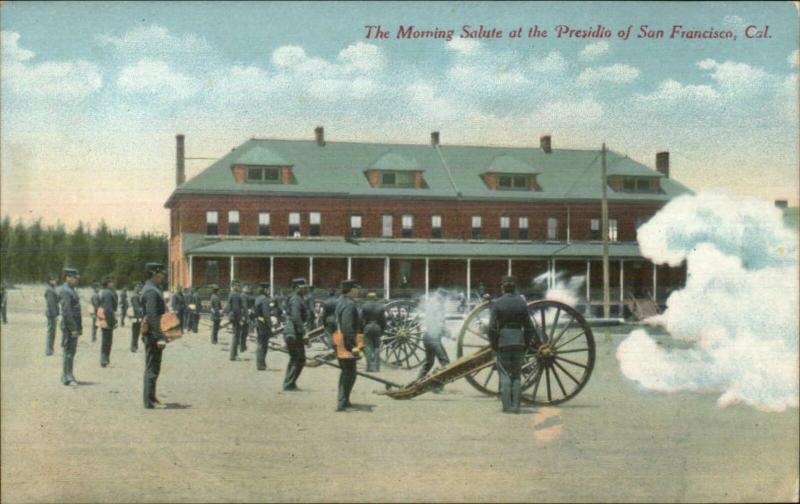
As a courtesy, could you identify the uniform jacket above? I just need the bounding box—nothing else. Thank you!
[284,293,309,338]
[130,291,143,321]
[45,285,60,318]
[140,280,166,341]
[119,289,128,310]
[254,293,273,336]
[90,290,100,315]
[226,291,244,320]
[360,300,386,334]
[171,292,185,312]
[335,296,360,350]
[59,282,82,334]
[210,293,222,320]
[488,293,535,350]
[191,291,201,312]
[321,295,339,331]
[100,288,118,328]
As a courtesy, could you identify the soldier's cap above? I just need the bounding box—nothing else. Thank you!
[101,275,114,285]
[259,282,270,289]
[145,262,165,274]
[47,272,58,281]
[340,279,360,290]
[500,275,516,286]
[292,277,308,288]
[63,267,79,277]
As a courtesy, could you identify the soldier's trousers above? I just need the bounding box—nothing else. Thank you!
[363,324,382,372]
[211,318,220,344]
[239,321,249,352]
[100,328,114,366]
[120,313,126,327]
[337,357,357,408]
[46,316,57,355]
[418,339,450,379]
[496,347,525,413]
[229,319,240,360]
[131,321,141,352]
[322,323,336,351]
[283,337,306,389]
[61,331,78,384]
[255,323,270,370]
[191,313,199,333]
[91,317,98,342]
[143,337,163,408]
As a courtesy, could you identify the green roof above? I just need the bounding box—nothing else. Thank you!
[783,207,799,230]
[168,138,692,205]
[184,234,645,259]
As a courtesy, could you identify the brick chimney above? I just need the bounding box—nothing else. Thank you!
[540,135,552,154]
[775,200,788,208]
[656,151,669,177]
[430,131,440,146]
[314,126,325,146]
[176,134,186,186]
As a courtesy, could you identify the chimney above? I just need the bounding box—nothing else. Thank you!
[775,200,788,209]
[430,131,440,146]
[176,134,186,186]
[314,126,325,146]
[656,151,669,178]
[540,135,552,154]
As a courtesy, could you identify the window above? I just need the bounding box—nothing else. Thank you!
[288,212,300,237]
[206,211,219,235]
[258,212,271,236]
[380,171,415,188]
[382,214,393,238]
[402,214,414,238]
[246,166,281,183]
[623,178,635,191]
[500,216,510,239]
[547,217,558,241]
[309,212,321,237]
[227,210,240,235]
[518,216,529,240]
[471,215,482,240]
[635,216,649,240]
[636,179,650,191]
[350,214,362,238]
[431,214,442,239]
[591,218,618,241]
[205,261,219,285]
[590,218,600,240]
[609,219,618,242]
[497,174,530,190]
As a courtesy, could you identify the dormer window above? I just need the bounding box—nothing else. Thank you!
[231,164,293,184]
[482,172,540,191]
[367,169,427,189]
[247,166,280,183]
[608,175,661,193]
[381,171,414,188]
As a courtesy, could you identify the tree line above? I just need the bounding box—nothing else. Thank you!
[0,216,168,287]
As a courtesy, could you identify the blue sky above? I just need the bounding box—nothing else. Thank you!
[1,1,798,233]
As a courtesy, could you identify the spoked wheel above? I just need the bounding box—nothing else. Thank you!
[456,302,497,395]
[380,299,426,369]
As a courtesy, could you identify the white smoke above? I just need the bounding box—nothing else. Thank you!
[417,289,451,340]
[534,270,585,307]
[617,193,799,412]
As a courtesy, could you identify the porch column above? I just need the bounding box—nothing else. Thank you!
[551,258,557,289]
[507,258,512,276]
[586,259,591,302]
[309,256,314,286]
[269,256,274,297]
[619,259,625,303]
[383,257,390,299]
[229,256,235,285]
[347,257,352,278]
[652,261,657,303]
[466,258,472,300]
[424,258,430,297]
[188,255,193,287]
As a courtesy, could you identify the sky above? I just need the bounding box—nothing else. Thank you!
[1,1,798,234]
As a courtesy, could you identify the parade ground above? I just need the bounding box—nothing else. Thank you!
[1,288,797,503]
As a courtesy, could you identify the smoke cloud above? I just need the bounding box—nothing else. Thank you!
[533,270,586,308]
[617,193,799,412]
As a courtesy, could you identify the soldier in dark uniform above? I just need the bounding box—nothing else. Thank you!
[360,291,386,372]
[226,280,244,361]
[90,283,101,342]
[59,267,82,385]
[99,275,118,368]
[209,284,222,344]
[321,288,339,351]
[488,275,536,414]
[304,285,317,332]
[44,273,60,356]
[254,282,273,371]
[130,282,143,352]
[335,279,361,411]
[417,291,451,390]
[243,284,254,347]
[171,287,186,331]
[190,287,201,333]
[283,278,310,391]
[0,283,7,324]
[118,285,128,327]
[140,263,168,409]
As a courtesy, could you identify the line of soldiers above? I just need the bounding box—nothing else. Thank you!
[170,287,201,333]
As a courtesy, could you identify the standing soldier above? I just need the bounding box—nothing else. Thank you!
[130,282,143,353]
[283,278,309,391]
[243,284,255,347]
[360,291,386,372]
[209,284,222,344]
[59,267,82,385]
[118,285,128,327]
[304,285,317,332]
[321,288,339,351]
[335,279,361,411]
[226,280,244,361]
[90,283,101,342]
[44,273,60,356]
[99,275,118,368]
[171,287,186,331]
[190,287,201,333]
[416,291,451,390]
[141,263,168,409]
[254,282,273,371]
[0,283,7,324]
[488,276,536,414]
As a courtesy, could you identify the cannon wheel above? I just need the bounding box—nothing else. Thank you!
[380,299,426,369]
[457,299,595,405]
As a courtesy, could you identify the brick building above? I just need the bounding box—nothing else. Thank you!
[165,128,690,307]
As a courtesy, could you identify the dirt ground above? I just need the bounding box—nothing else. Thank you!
[1,286,798,503]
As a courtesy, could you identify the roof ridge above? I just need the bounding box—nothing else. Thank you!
[249,136,601,152]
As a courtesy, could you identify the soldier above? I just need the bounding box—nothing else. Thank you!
[243,284,255,347]
[304,285,317,332]
[130,282,143,352]
[0,282,6,324]
[90,283,101,342]
[283,278,310,391]
[209,284,222,344]
[416,291,451,390]
[320,288,339,351]
[44,273,60,356]
[171,287,186,331]
[190,287,201,333]
[140,263,168,409]
[226,280,244,361]
[360,291,386,372]
[118,285,128,327]
[254,282,273,371]
[335,279,361,411]
[59,267,82,385]
[99,275,118,368]
[488,275,536,414]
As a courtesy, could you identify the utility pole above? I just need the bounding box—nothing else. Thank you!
[601,143,610,318]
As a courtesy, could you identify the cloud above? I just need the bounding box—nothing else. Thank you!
[633,79,720,106]
[528,51,568,75]
[721,14,748,32]
[1,31,34,62]
[117,59,199,100]
[577,63,639,85]
[338,42,385,71]
[789,49,799,68]
[697,58,768,96]
[97,24,213,64]
[578,41,609,62]
[447,38,481,55]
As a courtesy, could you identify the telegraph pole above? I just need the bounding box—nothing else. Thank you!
[601,143,610,318]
